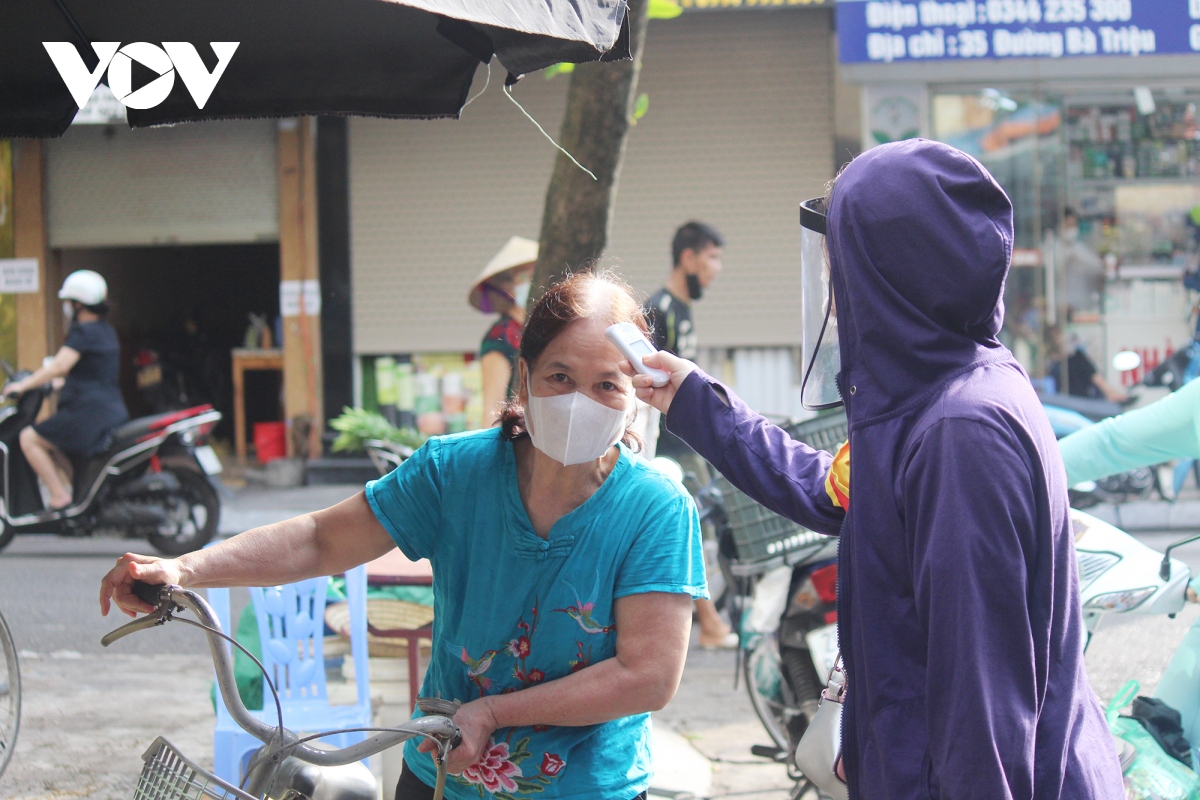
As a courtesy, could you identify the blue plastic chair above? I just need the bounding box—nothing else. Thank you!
[207,565,372,785]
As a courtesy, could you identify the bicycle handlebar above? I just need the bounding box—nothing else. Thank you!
[102,581,459,768]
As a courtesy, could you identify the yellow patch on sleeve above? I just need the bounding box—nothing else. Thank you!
[824,440,850,510]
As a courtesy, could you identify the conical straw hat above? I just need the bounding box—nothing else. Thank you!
[469,236,538,312]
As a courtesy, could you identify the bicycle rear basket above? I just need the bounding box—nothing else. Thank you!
[717,410,847,571]
[132,737,255,800]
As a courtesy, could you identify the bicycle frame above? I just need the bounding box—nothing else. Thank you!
[102,584,458,798]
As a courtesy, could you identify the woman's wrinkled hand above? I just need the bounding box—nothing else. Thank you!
[417,696,500,774]
[99,553,185,617]
[618,350,696,416]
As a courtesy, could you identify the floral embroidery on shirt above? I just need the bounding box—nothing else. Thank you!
[567,640,593,673]
[456,737,565,799]
[509,600,547,689]
[454,590,617,796]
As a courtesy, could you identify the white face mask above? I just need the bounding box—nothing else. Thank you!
[524,375,628,466]
[511,281,532,309]
[62,301,74,320]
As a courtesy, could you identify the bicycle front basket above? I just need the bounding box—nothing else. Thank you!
[132,737,256,800]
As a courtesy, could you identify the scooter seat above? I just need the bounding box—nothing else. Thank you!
[110,405,215,446]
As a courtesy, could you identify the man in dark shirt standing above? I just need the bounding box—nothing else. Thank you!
[644,221,732,648]
[645,221,724,363]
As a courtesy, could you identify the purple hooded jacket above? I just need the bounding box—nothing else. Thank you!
[666,140,1124,799]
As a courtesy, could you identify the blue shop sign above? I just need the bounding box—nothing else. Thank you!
[837,0,1200,64]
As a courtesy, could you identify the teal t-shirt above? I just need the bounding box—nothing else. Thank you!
[365,428,706,800]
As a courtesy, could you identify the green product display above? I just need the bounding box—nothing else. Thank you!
[396,362,416,412]
[375,356,399,406]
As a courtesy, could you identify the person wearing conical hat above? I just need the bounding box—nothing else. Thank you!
[470,237,537,427]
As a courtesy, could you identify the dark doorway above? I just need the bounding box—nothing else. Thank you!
[57,244,281,446]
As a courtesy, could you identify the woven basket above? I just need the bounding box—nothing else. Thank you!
[325,599,434,659]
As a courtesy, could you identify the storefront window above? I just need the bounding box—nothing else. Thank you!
[933,91,1065,379]
[1066,95,1200,391]
[933,89,1200,396]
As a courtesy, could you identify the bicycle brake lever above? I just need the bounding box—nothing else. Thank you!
[100,610,170,647]
[415,698,463,761]
[100,587,181,647]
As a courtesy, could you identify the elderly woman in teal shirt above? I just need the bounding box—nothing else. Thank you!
[99,271,706,800]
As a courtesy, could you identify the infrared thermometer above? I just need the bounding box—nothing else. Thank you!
[606,322,672,388]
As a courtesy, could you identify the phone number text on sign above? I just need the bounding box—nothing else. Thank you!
[840,0,1200,63]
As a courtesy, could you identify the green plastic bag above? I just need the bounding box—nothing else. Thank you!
[1108,679,1200,800]
[210,603,265,712]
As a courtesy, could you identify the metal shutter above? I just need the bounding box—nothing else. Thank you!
[45,119,279,248]
[350,9,833,354]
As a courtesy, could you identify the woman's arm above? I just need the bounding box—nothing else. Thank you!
[481,350,512,427]
[99,492,395,616]
[1059,378,1200,485]
[627,351,845,535]
[4,347,80,395]
[420,592,693,773]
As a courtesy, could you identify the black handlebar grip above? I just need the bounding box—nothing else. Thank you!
[131,581,165,607]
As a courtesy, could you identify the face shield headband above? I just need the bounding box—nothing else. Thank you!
[799,197,842,410]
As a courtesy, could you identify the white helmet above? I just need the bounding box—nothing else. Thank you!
[59,270,107,306]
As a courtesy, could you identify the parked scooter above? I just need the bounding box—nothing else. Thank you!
[1072,508,1192,638]
[0,364,223,555]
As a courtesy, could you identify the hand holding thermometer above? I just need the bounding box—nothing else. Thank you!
[606,322,672,388]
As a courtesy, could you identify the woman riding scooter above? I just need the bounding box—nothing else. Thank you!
[4,270,128,509]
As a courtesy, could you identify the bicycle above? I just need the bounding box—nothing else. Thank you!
[0,606,19,783]
[102,581,461,800]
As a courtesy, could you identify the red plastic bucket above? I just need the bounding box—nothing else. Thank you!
[253,421,287,463]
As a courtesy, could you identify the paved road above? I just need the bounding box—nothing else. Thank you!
[3,485,1200,798]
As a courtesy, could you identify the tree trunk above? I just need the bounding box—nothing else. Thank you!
[528,0,650,304]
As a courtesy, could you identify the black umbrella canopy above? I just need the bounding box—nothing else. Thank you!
[0,0,629,137]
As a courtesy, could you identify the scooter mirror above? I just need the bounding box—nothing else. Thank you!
[1112,351,1142,372]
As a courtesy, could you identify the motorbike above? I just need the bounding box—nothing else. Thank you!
[0,365,223,555]
[1144,336,1200,396]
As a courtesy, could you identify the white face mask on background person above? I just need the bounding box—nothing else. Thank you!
[524,375,628,466]
[511,281,532,309]
[62,301,74,320]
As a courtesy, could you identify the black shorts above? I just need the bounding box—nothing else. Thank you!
[395,764,648,800]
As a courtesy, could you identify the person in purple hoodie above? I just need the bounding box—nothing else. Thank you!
[625,139,1125,799]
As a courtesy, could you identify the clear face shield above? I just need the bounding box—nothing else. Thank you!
[800,197,842,410]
